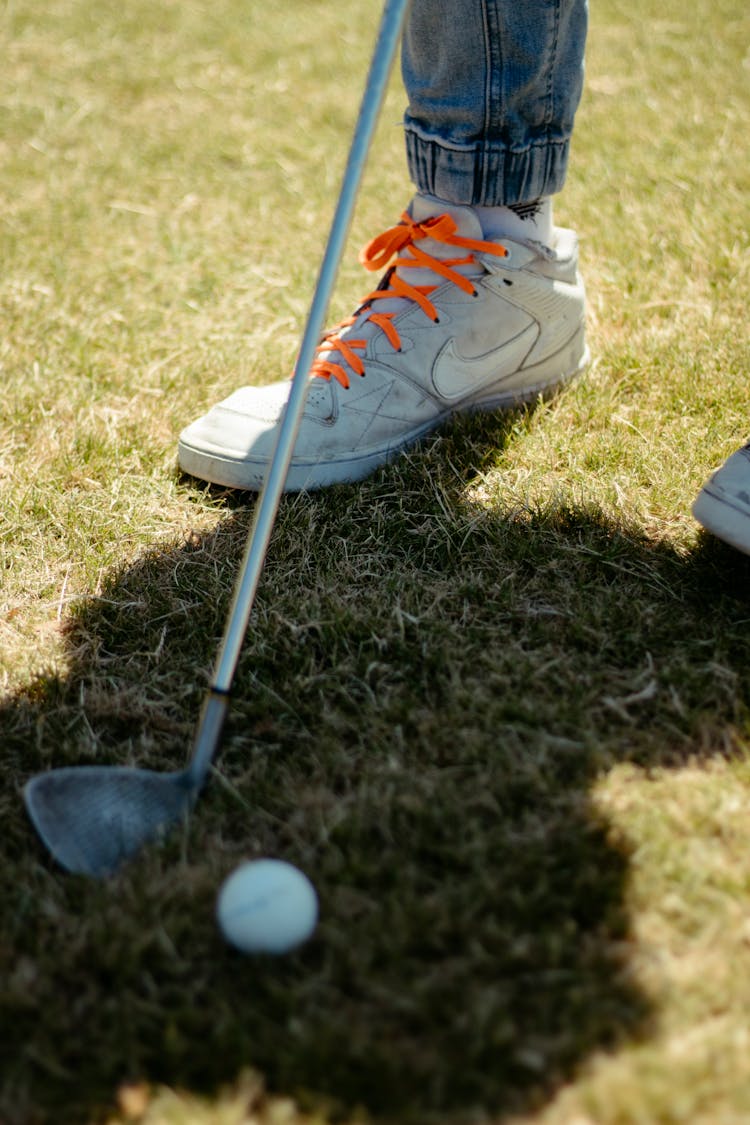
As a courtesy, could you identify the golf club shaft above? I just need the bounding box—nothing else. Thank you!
[189,0,410,784]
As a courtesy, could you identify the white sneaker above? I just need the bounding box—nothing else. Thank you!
[692,442,750,556]
[178,193,589,491]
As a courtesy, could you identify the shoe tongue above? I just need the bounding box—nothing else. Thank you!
[341,194,486,333]
[398,193,487,288]
[318,195,487,377]
[408,192,486,244]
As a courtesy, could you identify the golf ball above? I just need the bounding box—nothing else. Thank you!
[216,858,319,954]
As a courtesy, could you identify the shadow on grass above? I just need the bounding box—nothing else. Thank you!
[2,411,749,1124]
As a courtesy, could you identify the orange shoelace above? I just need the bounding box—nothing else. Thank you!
[310,211,508,390]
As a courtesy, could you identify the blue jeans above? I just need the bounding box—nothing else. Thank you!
[402,0,588,206]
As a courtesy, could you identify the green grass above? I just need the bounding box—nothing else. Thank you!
[1,0,750,1122]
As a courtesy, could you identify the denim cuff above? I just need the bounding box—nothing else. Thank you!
[404,121,571,207]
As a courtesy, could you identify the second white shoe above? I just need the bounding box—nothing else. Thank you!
[178,194,589,491]
[692,442,750,557]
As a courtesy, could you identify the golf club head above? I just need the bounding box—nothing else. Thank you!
[24,766,196,877]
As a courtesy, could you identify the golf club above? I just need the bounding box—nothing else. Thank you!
[24,0,410,878]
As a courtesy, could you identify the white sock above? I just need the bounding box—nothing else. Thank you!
[474,198,554,245]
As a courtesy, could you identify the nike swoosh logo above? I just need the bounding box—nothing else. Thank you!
[431,322,539,401]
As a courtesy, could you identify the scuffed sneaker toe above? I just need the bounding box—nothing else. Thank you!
[178,384,290,490]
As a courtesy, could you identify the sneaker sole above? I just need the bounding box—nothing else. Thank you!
[179,336,590,493]
[692,488,750,557]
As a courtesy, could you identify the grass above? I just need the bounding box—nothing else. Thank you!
[1,0,749,1121]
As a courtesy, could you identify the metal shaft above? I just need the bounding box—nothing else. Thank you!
[188,0,410,785]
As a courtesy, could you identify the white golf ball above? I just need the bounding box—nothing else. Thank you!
[216,858,319,954]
